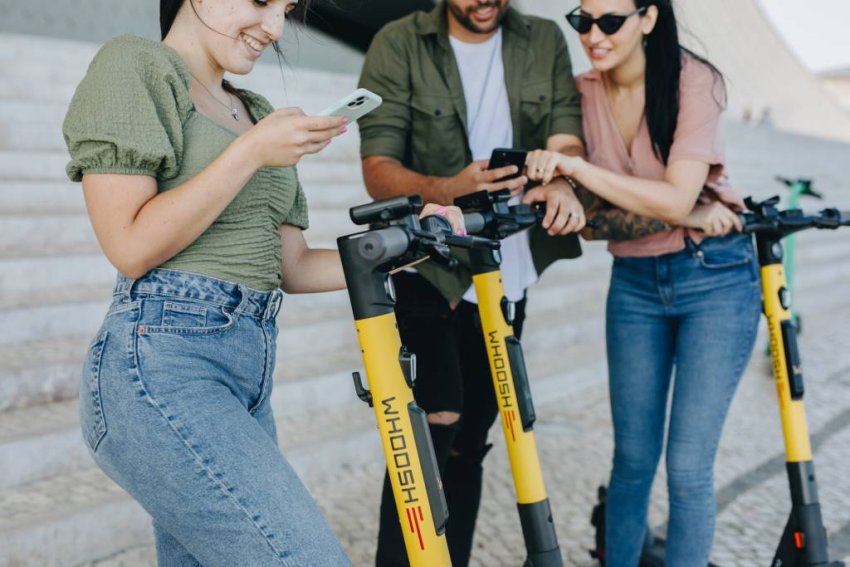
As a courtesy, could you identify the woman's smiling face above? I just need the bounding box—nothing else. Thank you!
[577,0,655,73]
[188,0,296,74]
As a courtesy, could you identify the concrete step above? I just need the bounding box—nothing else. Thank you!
[0,100,68,125]
[0,180,87,214]
[0,76,77,104]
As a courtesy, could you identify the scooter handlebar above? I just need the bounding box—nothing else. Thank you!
[462,212,487,235]
[354,227,412,263]
[350,195,423,226]
[419,215,500,250]
[739,207,850,233]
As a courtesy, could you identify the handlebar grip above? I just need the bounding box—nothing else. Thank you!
[463,212,486,235]
[349,196,423,225]
[356,227,411,262]
[444,234,501,250]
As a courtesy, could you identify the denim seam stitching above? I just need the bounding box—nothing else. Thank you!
[141,309,236,336]
[130,334,291,566]
[125,290,231,309]
[85,330,109,452]
[249,321,273,415]
[129,290,266,320]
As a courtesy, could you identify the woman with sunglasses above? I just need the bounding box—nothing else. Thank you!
[62,0,463,564]
[526,0,760,564]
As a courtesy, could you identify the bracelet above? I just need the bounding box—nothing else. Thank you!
[561,175,579,191]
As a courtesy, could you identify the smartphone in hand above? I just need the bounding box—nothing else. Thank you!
[317,88,382,122]
[487,147,527,182]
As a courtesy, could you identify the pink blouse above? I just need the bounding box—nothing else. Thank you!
[577,55,745,257]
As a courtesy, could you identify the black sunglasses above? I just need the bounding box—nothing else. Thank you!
[565,6,647,35]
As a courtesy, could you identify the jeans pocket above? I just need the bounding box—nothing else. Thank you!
[694,237,754,270]
[142,300,235,335]
[81,330,109,452]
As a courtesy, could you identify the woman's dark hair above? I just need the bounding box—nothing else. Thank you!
[635,0,725,164]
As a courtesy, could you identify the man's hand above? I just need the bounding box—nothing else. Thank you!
[522,178,586,235]
[442,159,529,200]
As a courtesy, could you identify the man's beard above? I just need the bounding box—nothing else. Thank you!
[447,1,509,35]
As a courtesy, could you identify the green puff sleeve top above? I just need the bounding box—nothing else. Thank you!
[63,35,309,291]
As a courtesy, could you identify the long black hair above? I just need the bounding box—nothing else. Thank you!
[635,0,725,164]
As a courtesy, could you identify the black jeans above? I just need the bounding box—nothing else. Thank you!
[375,272,527,567]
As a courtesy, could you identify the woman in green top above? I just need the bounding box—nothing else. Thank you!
[63,1,462,564]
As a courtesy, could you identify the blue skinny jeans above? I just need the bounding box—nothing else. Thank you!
[604,233,761,566]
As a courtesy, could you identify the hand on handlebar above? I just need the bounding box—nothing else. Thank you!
[521,181,586,235]
[420,203,467,235]
[683,202,743,236]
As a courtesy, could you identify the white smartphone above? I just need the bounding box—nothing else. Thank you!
[317,88,383,121]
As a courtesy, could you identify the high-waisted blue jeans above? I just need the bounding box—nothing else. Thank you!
[79,269,350,566]
[604,233,761,566]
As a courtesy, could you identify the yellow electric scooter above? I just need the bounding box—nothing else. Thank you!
[453,189,563,566]
[337,195,499,567]
[741,195,848,566]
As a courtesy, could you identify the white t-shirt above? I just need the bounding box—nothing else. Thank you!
[449,29,538,304]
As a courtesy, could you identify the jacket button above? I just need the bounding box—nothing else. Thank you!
[539,95,546,101]
[435,109,442,116]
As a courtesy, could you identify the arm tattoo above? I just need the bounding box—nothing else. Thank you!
[574,186,670,241]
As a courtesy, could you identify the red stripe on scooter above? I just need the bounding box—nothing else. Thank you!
[406,507,415,533]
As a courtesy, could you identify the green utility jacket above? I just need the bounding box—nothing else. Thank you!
[358,2,584,303]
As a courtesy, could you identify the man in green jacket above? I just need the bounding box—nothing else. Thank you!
[358,1,585,564]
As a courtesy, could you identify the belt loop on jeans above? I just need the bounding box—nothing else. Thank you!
[122,276,137,302]
[234,284,252,316]
[263,289,283,320]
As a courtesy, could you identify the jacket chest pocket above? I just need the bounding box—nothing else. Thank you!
[410,94,466,174]
[519,80,553,143]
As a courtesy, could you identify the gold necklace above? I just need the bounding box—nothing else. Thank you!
[189,72,240,122]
